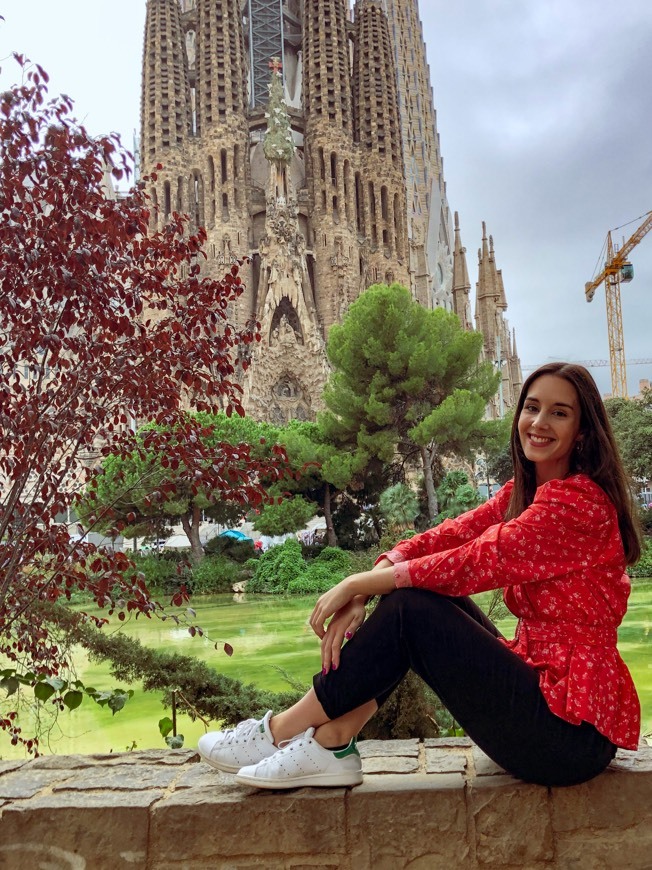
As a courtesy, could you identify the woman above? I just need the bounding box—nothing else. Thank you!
[198,363,641,789]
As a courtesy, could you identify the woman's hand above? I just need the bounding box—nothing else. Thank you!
[318,595,367,674]
[309,577,359,640]
[310,564,397,672]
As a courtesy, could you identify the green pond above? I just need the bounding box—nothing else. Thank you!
[2,580,651,759]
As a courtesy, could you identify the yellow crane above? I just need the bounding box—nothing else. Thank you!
[585,210,652,397]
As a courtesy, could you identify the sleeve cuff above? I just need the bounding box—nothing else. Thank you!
[393,561,413,588]
[375,548,407,566]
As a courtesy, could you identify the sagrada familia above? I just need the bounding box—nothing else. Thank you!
[140,0,523,422]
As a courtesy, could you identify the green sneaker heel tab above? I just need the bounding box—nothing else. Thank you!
[333,738,360,760]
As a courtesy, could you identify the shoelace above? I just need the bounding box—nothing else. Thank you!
[272,728,315,755]
[221,717,260,744]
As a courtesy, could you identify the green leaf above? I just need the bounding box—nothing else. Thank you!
[1,676,19,697]
[34,681,57,702]
[159,716,174,739]
[63,690,84,711]
[37,675,66,692]
[165,734,185,749]
[108,692,130,715]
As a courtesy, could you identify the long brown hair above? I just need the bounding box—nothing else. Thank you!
[506,362,641,565]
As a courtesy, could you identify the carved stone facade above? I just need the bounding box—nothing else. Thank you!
[140,0,520,421]
[140,0,447,421]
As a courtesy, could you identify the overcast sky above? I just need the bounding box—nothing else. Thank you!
[2,1,651,396]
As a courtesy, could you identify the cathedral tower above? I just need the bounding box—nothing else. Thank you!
[451,212,472,331]
[381,0,454,309]
[353,0,409,290]
[140,1,520,423]
[474,223,523,418]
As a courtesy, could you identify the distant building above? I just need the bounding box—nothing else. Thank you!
[140,0,521,421]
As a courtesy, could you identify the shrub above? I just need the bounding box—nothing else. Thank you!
[246,540,354,594]
[630,537,652,578]
[379,483,419,530]
[246,539,305,593]
[190,555,241,594]
[313,546,351,571]
[287,548,352,595]
[287,566,337,595]
[204,535,256,563]
[130,554,179,592]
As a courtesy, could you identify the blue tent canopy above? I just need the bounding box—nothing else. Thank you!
[218,529,254,543]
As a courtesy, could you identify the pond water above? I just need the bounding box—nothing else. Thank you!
[2,580,651,759]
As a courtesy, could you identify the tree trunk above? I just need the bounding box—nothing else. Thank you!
[420,444,439,522]
[323,485,338,547]
[180,505,204,565]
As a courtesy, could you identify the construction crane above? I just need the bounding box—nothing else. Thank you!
[522,358,652,371]
[585,210,652,398]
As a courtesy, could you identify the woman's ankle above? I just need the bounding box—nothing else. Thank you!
[314,721,356,749]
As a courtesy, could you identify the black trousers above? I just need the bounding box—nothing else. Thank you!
[312,588,616,787]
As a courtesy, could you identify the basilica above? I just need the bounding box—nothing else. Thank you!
[140,0,522,422]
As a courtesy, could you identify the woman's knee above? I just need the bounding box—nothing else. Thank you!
[373,587,450,630]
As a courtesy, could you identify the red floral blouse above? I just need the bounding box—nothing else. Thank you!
[382,474,640,750]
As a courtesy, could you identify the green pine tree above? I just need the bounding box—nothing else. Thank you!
[320,283,499,520]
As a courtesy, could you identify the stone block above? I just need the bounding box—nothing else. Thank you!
[0,760,25,776]
[29,753,99,771]
[53,763,180,792]
[0,789,161,870]
[0,767,69,800]
[555,818,652,870]
[468,775,553,865]
[347,774,469,869]
[362,756,419,774]
[551,765,652,831]
[424,747,467,774]
[424,737,473,748]
[175,764,232,789]
[358,739,419,758]
[148,784,347,865]
[471,746,507,777]
[609,742,652,773]
[549,781,591,832]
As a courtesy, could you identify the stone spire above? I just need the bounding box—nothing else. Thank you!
[246,63,328,425]
[509,327,524,397]
[353,0,402,164]
[195,0,248,133]
[475,222,496,338]
[352,0,408,287]
[380,0,454,310]
[301,0,359,330]
[303,0,353,135]
[141,0,191,164]
[263,58,295,203]
[473,224,522,417]
[452,212,472,331]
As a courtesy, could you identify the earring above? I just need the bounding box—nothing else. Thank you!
[575,440,584,454]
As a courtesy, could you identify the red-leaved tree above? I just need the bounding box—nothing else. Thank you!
[0,56,286,750]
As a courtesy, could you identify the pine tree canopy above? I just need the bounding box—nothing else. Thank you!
[320,283,499,463]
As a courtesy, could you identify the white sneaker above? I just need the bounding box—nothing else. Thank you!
[197,710,277,773]
[235,729,363,789]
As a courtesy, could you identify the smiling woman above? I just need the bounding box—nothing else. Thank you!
[197,362,645,792]
[517,375,582,484]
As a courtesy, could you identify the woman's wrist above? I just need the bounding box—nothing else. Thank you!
[348,568,395,599]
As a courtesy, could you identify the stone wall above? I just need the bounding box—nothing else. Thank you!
[0,737,650,869]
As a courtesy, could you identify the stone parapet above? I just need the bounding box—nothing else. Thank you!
[0,738,650,869]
